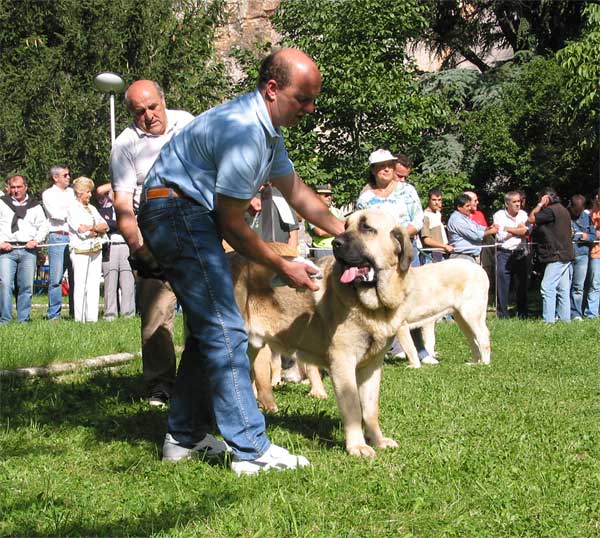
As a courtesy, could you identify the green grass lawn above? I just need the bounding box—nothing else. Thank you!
[1,319,599,537]
[0,310,184,370]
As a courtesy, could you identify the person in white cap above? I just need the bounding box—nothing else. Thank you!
[357,149,437,365]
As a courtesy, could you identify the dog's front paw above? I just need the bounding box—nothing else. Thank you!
[375,437,399,449]
[406,362,421,369]
[346,444,376,458]
[308,387,328,400]
[257,398,279,413]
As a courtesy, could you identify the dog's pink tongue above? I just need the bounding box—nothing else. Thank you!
[340,266,368,284]
[340,267,358,284]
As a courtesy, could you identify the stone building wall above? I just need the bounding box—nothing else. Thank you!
[213,0,513,76]
[214,0,281,82]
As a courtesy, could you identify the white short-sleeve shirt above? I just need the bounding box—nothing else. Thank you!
[110,109,194,210]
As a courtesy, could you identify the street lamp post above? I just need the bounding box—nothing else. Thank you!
[94,72,125,146]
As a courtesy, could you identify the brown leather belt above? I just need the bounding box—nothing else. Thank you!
[51,230,69,236]
[146,187,181,200]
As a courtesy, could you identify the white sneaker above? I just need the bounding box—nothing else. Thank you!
[147,392,169,407]
[420,355,439,365]
[162,433,231,462]
[231,444,310,476]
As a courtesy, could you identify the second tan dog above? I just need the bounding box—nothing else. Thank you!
[230,209,490,457]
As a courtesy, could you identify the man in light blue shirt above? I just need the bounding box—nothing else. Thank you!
[137,48,344,475]
[568,194,596,319]
[447,193,498,262]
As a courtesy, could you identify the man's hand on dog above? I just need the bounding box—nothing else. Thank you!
[280,260,320,291]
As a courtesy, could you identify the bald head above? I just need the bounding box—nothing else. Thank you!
[464,190,480,210]
[124,80,168,135]
[258,48,320,89]
[259,48,321,128]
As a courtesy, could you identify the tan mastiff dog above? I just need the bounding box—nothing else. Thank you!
[230,209,490,457]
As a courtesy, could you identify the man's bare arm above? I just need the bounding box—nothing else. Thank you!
[216,194,319,291]
[311,226,331,238]
[113,191,142,252]
[503,223,528,236]
[422,236,454,252]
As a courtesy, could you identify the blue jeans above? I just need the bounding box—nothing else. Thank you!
[138,196,269,460]
[0,248,36,323]
[584,257,600,318]
[540,261,571,323]
[570,254,589,319]
[496,249,528,319]
[47,233,73,319]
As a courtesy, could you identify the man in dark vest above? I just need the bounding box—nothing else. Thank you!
[0,175,48,323]
[528,187,574,323]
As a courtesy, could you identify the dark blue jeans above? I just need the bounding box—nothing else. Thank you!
[138,196,270,460]
[496,249,528,319]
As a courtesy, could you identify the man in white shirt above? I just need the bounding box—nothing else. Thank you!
[42,164,75,320]
[0,175,48,323]
[493,191,529,319]
[110,80,194,407]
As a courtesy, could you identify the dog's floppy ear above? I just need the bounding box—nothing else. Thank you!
[391,225,413,273]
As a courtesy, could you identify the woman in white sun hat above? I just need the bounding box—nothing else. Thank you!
[356,149,438,365]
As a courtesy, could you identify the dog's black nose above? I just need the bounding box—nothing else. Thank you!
[332,236,345,251]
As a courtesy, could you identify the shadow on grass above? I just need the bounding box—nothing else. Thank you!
[0,370,167,452]
[0,367,343,454]
[266,407,341,450]
[4,489,240,537]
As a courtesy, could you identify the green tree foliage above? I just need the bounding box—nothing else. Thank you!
[557,4,600,114]
[0,0,226,194]
[421,53,598,210]
[272,0,449,205]
[421,0,587,72]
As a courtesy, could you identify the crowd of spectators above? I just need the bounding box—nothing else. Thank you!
[0,59,596,476]
[304,149,600,325]
[0,168,132,324]
[1,151,597,327]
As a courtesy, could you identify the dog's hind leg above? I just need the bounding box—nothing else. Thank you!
[270,351,282,386]
[421,322,437,357]
[396,325,421,368]
[357,357,398,451]
[306,364,328,399]
[454,309,491,365]
[252,345,279,412]
[329,358,374,457]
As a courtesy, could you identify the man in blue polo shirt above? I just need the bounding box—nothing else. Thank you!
[447,193,498,263]
[137,48,344,476]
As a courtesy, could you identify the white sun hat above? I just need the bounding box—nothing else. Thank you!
[368,149,397,165]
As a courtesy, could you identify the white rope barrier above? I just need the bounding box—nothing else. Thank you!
[418,240,600,253]
[5,239,599,253]
[306,240,600,254]
[8,241,119,249]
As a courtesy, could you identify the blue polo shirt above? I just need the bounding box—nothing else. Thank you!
[144,89,294,210]
[447,210,486,255]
